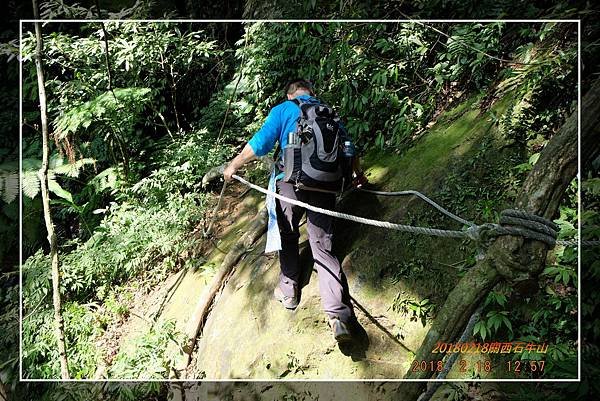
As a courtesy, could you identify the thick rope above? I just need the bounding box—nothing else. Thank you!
[359,188,475,227]
[500,215,558,238]
[231,175,600,247]
[502,209,559,231]
[232,175,468,239]
[490,224,558,246]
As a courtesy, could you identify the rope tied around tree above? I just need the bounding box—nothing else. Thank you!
[470,209,561,246]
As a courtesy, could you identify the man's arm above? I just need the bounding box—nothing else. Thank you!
[223,143,257,182]
[352,156,368,188]
[223,104,284,182]
[338,122,367,187]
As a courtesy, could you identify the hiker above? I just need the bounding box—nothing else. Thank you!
[224,79,366,343]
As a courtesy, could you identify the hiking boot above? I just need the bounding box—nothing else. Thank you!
[273,286,299,310]
[329,316,352,343]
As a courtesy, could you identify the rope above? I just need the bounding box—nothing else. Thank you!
[232,175,469,239]
[417,307,483,401]
[500,216,557,238]
[230,175,600,247]
[502,209,559,231]
[202,180,227,238]
[359,188,475,227]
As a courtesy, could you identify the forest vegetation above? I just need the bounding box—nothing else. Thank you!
[0,0,599,400]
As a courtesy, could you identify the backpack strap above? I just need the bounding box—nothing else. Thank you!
[291,97,322,120]
[274,98,303,163]
[290,97,308,119]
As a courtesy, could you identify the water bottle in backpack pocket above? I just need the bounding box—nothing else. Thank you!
[283,132,302,183]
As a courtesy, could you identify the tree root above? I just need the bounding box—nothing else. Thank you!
[172,207,267,378]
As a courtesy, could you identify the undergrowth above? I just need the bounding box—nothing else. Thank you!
[22,129,227,378]
[109,320,184,379]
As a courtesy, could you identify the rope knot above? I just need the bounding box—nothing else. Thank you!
[464,225,481,241]
[466,223,498,243]
[494,209,558,246]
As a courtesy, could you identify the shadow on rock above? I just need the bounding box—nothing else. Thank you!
[338,317,370,361]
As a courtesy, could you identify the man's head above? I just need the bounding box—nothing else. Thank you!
[284,78,314,100]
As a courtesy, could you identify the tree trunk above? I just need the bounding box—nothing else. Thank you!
[169,64,181,132]
[32,0,70,379]
[401,79,600,399]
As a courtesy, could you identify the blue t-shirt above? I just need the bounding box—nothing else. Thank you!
[248,94,318,156]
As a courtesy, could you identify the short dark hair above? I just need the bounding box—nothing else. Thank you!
[284,78,314,95]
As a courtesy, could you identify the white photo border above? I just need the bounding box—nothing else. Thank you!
[19,18,582,383]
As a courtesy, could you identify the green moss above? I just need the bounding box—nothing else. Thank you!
[363,93,513,194]
[339,90,519,344]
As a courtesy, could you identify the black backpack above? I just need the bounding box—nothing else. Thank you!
[282,97,353,193]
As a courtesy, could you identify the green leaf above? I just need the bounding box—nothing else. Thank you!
[493,316,501,331]
[562,270,569,285]
[528,152,540,165]
[22,171,40,199]
[474,320,487,341]
[502,316,513,333]
[52,158,96,178]
[0,171,19,203]
[48,176,74,204]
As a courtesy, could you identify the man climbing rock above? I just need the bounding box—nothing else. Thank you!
[224,79,363,343]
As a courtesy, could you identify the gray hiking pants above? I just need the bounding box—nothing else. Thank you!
[275,180,354,323]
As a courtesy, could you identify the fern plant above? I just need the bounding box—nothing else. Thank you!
[21,156,95,204]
